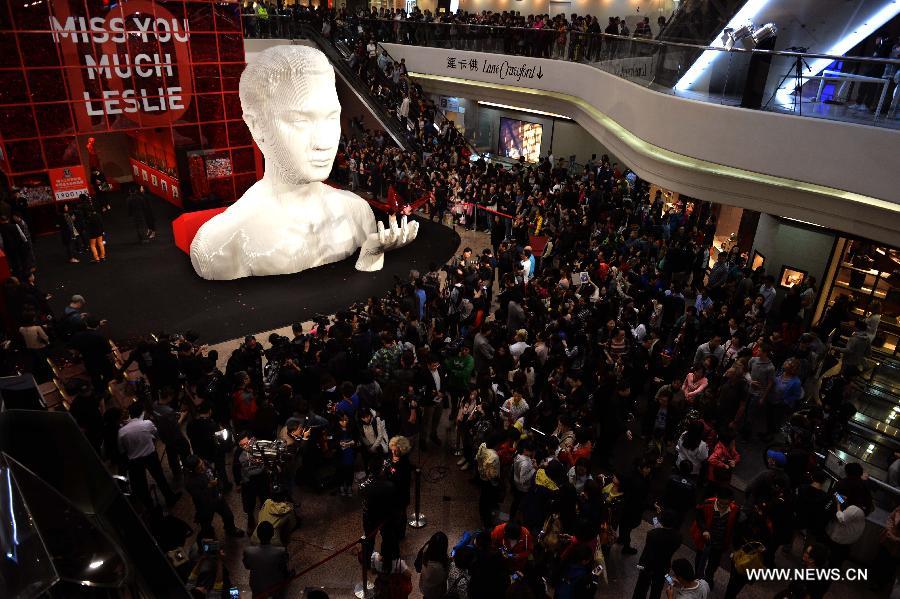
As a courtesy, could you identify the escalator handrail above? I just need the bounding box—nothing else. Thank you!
[310,20,482,160]
[300,25,416,152]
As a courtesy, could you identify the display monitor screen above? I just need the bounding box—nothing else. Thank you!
[498,118,542,163]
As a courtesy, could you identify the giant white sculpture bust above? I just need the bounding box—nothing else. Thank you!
[190,45,417,280]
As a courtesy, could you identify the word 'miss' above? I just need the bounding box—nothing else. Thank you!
[49,15,192,117]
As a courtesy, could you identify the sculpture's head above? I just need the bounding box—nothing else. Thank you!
[239,46,340,184]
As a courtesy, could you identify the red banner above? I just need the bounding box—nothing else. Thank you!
[48,166,90,201]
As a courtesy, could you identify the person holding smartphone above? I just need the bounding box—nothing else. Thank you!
[664,559,709,599]
[825,491,866,570]
[633,510,683,599]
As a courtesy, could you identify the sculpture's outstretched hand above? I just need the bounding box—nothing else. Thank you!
[355,215,419,272]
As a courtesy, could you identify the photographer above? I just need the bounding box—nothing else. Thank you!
[184,454,244,540]
[186,402,230,489]
[152,386,191,483]
[234,432,269,531]
[226,335,264,391]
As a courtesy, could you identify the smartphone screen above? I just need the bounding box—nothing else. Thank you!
[665,574,675,586]
[229,588,240,598]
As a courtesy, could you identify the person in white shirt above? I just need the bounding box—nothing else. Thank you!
[399,94,411,120]
[827,494,866,567]
[665,558,710,599]
[117,402,180,507]
[519,251,532,283]
[501,389,529,427]
[510,440,537,519]
[19,316,50,380]
[509,329,530,361]
[675,426,709,476]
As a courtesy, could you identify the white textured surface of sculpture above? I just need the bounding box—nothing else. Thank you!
[189,45,418,280]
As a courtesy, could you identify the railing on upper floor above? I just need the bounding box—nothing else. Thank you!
[240,12,900,130]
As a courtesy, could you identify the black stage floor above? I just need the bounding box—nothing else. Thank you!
[35,193,459,344]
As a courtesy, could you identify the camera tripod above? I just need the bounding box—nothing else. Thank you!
[765,47,812,116]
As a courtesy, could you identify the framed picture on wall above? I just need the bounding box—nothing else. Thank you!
[779,265,807,288]
[751,250,765,271]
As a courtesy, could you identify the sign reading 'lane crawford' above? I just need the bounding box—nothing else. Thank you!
[445,55,545,82]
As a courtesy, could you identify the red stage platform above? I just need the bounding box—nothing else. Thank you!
[171,208,226,254]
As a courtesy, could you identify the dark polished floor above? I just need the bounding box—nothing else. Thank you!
[34,193,459,345]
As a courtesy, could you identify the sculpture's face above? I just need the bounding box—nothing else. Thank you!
[263,74,341,184]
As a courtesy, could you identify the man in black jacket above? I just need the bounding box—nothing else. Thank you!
[417,356,446,448]
[619,457,653,554]
[633,510,683,599]
[184,455,244,540]
[69,316,115,392]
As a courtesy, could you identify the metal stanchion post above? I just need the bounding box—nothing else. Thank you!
[408,468,427,528]
[354,535,374,598]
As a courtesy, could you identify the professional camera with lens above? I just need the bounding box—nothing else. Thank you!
[247,439,294,495]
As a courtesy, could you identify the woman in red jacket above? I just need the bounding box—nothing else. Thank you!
[707,431,740,485]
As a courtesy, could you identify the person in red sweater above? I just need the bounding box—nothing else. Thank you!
[232,371,258,430]
[707,431,740,484]
[491,522,533,573]
[691,487,740,588]
[557,428,593,468]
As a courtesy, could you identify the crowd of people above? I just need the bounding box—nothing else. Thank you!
[6,129,899,597]
[242,3,663,63]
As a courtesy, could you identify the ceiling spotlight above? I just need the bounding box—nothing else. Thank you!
[751,22,778,45]
[724,24,754,50]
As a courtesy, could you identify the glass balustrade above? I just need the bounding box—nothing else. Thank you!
[240,13,900,130]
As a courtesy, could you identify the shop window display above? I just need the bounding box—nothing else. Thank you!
[823,239,900,356]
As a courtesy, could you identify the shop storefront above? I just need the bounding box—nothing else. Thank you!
[0,0,258,232]
[817,238,900,358]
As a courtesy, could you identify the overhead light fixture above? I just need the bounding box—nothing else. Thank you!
[775,1,900,98]
[723,24,753,51]
[675,0,774,91]
[477,101,571,120]
[751,23,777,46]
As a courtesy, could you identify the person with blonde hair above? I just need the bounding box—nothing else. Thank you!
[381,435,413,540]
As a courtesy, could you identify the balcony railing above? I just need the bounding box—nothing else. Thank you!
[241,12,900,130]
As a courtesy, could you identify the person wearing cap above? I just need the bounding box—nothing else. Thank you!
[69,314,114,391]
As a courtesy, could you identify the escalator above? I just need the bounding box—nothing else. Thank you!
[654,0,747,88]
[657,0,747,45]
[298,25,416,153]
[829,361,900,484]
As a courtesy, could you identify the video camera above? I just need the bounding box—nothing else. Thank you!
[247,439,294,495]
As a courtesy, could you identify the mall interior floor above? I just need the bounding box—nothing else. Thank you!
[33,192,460,344]
[160,416,882,599]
